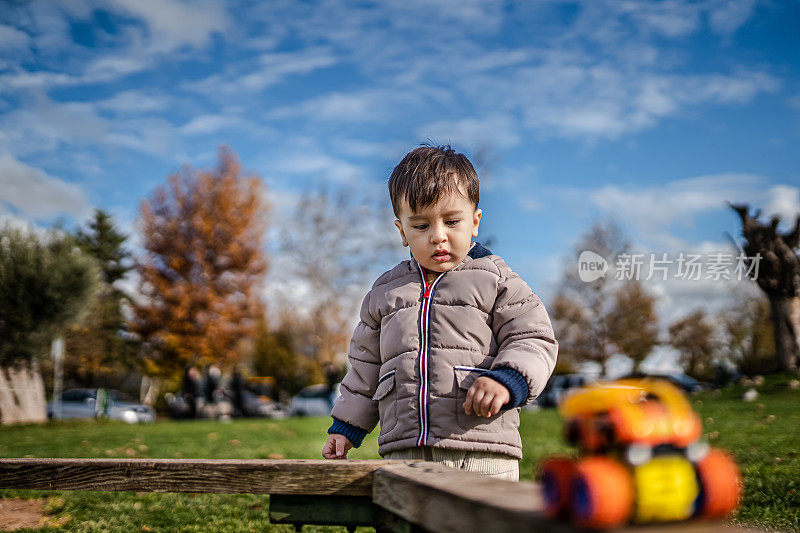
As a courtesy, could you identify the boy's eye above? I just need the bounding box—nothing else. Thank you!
[412,220,459,230]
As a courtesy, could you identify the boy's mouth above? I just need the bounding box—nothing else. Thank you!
[432,250,450,262]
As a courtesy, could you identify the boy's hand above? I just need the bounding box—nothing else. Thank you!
[463,376,511,417]
[322,433,353,459]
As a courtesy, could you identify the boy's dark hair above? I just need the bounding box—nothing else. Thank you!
[388,145,479,219]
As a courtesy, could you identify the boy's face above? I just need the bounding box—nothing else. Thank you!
[393,185,482,273]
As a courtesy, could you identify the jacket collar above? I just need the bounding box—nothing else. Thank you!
[408,241,493,271]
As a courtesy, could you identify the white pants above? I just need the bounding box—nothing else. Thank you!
[383,446,519,481]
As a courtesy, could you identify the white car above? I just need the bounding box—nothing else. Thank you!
[47,388,156,423]
[289,383,340,416]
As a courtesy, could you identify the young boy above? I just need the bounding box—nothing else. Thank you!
[321,145,558,481]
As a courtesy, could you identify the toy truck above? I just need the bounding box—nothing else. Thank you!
[540,378,741,529]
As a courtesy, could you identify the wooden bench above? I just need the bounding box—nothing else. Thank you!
[0,458,752,532]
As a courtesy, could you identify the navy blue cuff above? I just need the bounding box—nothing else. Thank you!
[328,417,368,448]
[483,366,529,409]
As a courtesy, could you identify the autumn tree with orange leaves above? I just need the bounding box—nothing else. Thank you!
[133,147,268,382]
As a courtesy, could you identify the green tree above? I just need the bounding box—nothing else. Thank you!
[669,309,719,380]
[75,209,131,286]
[252,319,306,400]
[607,281,660,373]
[550,294,591,373]
[719,292,776,375]
[0,224,98,423]
[61,211,137,388]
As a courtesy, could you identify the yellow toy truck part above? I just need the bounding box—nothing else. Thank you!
[540,378,741,529]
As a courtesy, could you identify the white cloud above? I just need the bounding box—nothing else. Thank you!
[331,138,406,159]
[588,173,773,248]
[0,56,155,94]
[618,0,703,38]
[708,0,758,36]
[267,89,416,123]
[416,115,521,149]
[592,173,761,221]
[97,90,172,113]
[108,0,230,50]
[180,114,246,135]
[518,197,543,212]
[763,185,800,230]
[0,71,78,92]
[0,24,31,50]
[0,0,779,150]
[229,0,775,143]
[188,48,338,96]
[271,152,362,183]
[102,116,182,157]
[3,1,85,56]
[0,0,230,96]
[0,95,109,156]
[0,91,189,158]
[83,54,154,83]
[0,154,92,220]
[514,67,778,140]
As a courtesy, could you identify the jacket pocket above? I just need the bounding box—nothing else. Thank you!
[454,366,507,433]
[373,369,398,434]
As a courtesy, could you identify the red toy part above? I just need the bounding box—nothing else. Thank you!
[540,457,576,518]
[695,449,742,518]
[570,456,634,529]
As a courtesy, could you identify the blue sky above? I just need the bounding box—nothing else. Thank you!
[2,0,799,355]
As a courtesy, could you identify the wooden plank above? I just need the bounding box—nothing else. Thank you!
[268,494,421,533]
[0,458,407,496]
[269,495,376,528]
[372,462,754,533]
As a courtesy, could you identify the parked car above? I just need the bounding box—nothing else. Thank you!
[537,374,591,408]
[289,383,340,416]
[241,390,287,419]
[619,372,710,393]
[47,388,156,423]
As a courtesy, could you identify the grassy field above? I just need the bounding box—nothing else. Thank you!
[0,377,798,532]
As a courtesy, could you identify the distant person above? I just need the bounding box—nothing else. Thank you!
[95,387,109,418]
[231,366,245,417]
[322,145,559,481]
[183,365,202,418]
[204,364,222,404]
[323,362,343,394]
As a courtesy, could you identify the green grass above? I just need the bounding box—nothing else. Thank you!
[0,377,798,531]
[689,376,800,532]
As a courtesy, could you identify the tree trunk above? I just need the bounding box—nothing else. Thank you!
[140,375,161,407]
[0,360,47,425]
[769,295,800,373]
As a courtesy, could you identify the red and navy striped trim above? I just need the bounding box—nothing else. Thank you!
[412,242,492,446]
[415,262,448,446]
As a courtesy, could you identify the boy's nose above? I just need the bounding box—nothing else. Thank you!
[431,225,447,243]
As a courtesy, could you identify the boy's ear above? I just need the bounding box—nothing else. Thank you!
[394,219,408,247]
[472,209,482,238]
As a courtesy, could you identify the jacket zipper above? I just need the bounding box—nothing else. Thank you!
[416,264,447,446]
[453,365,488,373]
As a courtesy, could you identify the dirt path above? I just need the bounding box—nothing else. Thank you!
[0,498,46,531]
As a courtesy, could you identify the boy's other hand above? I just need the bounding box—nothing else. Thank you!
[322,433,353,459]
[463,376,511,417]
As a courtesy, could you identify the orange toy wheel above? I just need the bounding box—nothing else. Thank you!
[540,457,576,518]
[695,449,742,518]
[570,457,634,529]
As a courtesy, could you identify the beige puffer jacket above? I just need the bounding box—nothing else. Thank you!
[329,242,558,459]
